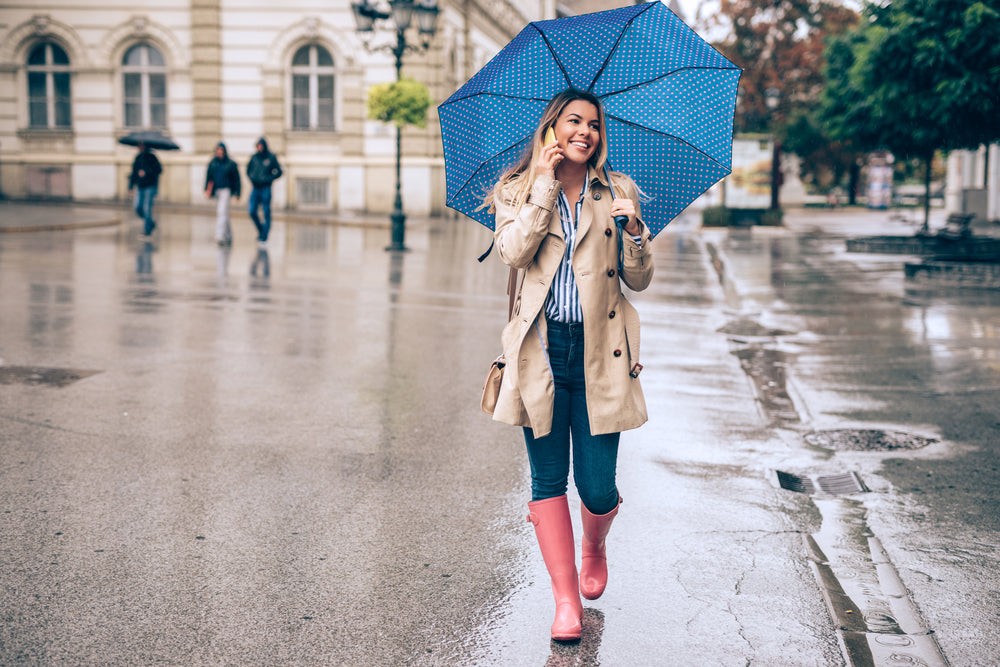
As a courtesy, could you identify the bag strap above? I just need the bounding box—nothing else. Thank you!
[506,267,520,322]
[624,302,642,378]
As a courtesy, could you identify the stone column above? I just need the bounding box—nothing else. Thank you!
[190,0,222,154]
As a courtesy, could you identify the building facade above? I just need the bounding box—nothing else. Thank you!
[947,144,1000,223]
[0,0,553,216]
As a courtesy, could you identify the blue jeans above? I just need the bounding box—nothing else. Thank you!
[248,186,272,242]
[523,318,621,515]
[134,186,157,235]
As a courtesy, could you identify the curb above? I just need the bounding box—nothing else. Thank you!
[0,216,122,234]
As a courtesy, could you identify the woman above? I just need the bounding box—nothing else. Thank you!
[487,89,653,641]
[204,142,242,246]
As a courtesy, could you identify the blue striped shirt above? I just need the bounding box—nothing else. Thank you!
[544,179,587,323]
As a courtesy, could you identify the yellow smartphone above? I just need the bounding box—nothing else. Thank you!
[544,127,556,145]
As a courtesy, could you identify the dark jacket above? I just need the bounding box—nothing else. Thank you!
[247,142,283,188]
[129,151,162,189]
[205,157,241,198]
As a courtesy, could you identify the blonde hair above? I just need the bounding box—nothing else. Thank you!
[482,89,610,216]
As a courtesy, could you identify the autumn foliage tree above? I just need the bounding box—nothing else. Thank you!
[704,0,857,134]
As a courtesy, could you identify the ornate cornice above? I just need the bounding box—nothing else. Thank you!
[0,14,91,66]
[263,16,359,75]
[96,15,189,70]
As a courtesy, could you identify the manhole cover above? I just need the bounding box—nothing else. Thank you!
[0,365,100,387]
[804,429,937,452]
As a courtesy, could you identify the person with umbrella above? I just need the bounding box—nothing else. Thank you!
[128,142,162,237]
[204,142,241,246]
[485,89,653,641]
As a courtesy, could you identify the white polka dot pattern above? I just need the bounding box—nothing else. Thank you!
[439,0,741,235]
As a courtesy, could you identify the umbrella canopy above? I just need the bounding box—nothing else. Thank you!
[118,130,180,151]
[439,1,740,235]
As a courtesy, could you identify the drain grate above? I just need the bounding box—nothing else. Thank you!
[0,365,100,387]
[776,470,868,495]
[805,429,937,452]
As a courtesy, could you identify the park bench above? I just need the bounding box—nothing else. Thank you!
[936,212,976,240]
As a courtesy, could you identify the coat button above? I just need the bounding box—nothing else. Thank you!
[605,228,612,236]
[593,192,602,200]
[613,349,622,357]
[607,269,615,277]
[609,310,616,319]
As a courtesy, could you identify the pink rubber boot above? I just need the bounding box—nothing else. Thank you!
[527,495,583,641]
[579,498,621,600]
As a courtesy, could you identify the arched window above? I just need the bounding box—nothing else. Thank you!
[291,45,335,130]
[27,42,71,129]
[122,43,167,128]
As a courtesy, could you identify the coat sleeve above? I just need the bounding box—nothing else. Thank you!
[229,162,242,198]
[494,175,560,269]
[618,176,653,292]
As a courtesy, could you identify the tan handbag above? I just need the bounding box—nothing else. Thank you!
[481,267,520,415]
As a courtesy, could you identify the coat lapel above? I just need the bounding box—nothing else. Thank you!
[576,169,605,243]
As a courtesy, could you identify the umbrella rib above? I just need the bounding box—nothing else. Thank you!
[598,65,740,100]
[532,23,573,90]
[447,137,532,205]
[588,2,655,94]
[442,91,556,107]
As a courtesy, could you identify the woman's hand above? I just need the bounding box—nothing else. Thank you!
[534,138,563,178]
[611,198,639,235]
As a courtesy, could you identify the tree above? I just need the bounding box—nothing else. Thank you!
[366,78,431,128]
[821,0,1000,229]
[703,0,858,203]
[705,0,857,135]
[781,109,863,203]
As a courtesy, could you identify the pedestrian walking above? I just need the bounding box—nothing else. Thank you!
[128,142,162,236]
[246,137,283,248]
[204,142,241,245]
[484,89,653,641]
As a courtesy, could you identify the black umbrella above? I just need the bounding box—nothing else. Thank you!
[118,130,180,151]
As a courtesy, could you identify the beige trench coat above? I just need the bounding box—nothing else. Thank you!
[492,168,654,438]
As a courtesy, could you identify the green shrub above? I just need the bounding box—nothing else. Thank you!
[760,209,784,226]
[702,206,733,227]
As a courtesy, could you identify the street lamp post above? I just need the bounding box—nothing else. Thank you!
[351,0,440,252]
[765,87,782,212]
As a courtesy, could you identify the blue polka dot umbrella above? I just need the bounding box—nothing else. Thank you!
[438,1,741,236]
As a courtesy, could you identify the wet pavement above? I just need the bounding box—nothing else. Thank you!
[1,201,999,665]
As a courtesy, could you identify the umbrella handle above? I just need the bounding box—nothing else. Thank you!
[603,164,632,276]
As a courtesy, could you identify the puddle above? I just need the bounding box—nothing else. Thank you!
[732,345,800,423]
[0,365,100,387]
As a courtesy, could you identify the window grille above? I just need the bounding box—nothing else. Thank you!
[296,177,329,206]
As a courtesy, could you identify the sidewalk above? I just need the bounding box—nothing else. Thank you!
[4,197,998,238]
[0,198,423,233]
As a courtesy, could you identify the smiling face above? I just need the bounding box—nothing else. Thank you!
[552,100,601,166]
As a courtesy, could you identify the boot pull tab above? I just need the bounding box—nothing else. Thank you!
[526,512,538,525]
